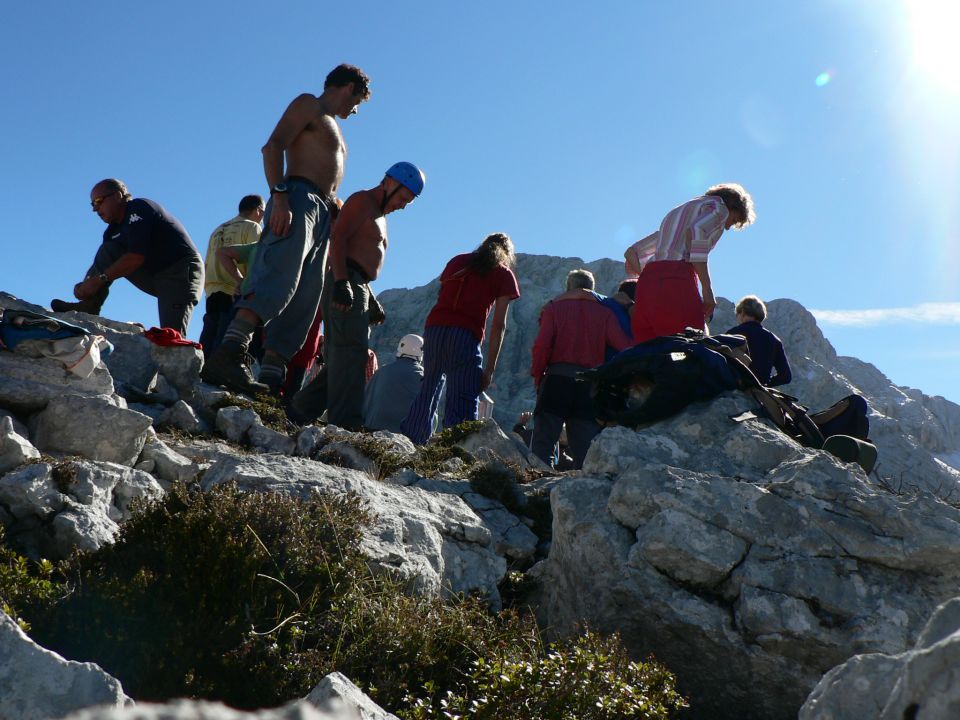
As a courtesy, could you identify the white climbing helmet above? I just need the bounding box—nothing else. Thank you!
[396,334,424,361]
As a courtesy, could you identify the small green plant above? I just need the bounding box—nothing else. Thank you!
[431,420,486,447]
[402,630,687,720]
[469,461,523,514]
[0,527,62,632]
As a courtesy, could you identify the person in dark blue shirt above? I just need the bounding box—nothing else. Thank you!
[52,178,204,334]
[726,295,792,387]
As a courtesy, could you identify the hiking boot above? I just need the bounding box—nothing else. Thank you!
[50,297,104,315]
[201,341,270,396]
[51,285,108,315]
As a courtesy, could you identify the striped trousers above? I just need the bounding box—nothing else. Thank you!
[401,325,482,445]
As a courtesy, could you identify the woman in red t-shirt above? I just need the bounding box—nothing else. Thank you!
[401,233,521,444]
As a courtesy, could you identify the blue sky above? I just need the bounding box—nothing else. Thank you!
[2,1,958,402]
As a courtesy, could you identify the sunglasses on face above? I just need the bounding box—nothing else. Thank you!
[91,190,118,210]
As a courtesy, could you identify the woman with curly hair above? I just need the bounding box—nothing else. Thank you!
[401,233,520,444]
[625,183,756,342]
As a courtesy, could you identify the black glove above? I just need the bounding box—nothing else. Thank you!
[332,279,354,309]
[368,293,386,325]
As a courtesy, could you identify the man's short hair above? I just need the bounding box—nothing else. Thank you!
[239,194,265,214]
[325,64,371,100]
[736,295,767,322]
[705,183,756,229]
[96,178,132,201]
[566,269,595,291]
[617,279,638,302]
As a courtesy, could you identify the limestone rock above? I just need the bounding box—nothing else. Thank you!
[306,671,399,719]
[0,409,30,439]
[30,396,152,466]
[0,415,40,473]
[202,453,505,604]
[801,598,960,720]
[451,419,550,472]
[0,351,114,414]
[0,459,163,559]
[151,342,203,400]
[215,406,260,443]
[533,397,960,720]
[61,700,338,719]
[159,400,208,434]
[248,422,296,455]
[139,431,203,484]
[0,609,129,719]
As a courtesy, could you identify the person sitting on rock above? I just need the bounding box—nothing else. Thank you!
[401,233,521,445]
[726,295,792,387]
[363,334,426,433]
[52,178,205,335]
[530,269,633,469]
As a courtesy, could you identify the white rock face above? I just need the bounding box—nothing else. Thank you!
[0,415,40,473]
[306,672,399,720]
[31,395,153,466]
[0,459,164,559]
[61,700,339,720]
[801,598,960,720]
[0,610,129,719]
[201,453,507,605]
[532,396,960,720]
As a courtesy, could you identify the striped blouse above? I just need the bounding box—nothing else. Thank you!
[628,195,729,272]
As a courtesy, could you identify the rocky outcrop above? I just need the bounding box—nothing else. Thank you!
[0,609,129,719]
[0,459,164,559]
[800,598,960,720]
[532,395,960,720]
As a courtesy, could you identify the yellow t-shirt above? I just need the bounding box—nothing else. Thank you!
[203,215,261,296]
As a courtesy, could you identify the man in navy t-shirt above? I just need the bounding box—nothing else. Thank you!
[726,295,792,387]
[52,178,204,335]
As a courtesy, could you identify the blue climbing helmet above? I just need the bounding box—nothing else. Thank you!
[385,162,426,197]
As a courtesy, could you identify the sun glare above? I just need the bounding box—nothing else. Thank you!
[907,1,960,95]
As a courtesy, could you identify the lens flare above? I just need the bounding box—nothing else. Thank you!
[815,71,832,87]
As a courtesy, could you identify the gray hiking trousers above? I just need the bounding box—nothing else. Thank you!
[90,243,204,335]
[236,178,333,361]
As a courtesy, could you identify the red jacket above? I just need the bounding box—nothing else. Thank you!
[530,290,633,385]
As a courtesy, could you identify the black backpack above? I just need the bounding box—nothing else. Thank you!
[579,329,747,428]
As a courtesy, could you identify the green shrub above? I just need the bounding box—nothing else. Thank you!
[469,461,523,514]
[0,527,62,632]
[26,483,370,706]
[20,482,684,718]
[402,630,687,720]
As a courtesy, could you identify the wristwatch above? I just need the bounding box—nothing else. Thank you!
[271,183,288,195]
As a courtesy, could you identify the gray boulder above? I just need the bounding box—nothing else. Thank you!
[61,700,337,720]
[0,459,163,559]
[30,396,153,466]
[159,400,208,435]
[532,395,960,720]
[0,610,129,719]
[216,406,261,443]
[0,415,40,473]
[306,671,399,719]
[801,598,960,720]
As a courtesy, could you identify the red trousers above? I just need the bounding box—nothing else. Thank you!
[631,260,705,343]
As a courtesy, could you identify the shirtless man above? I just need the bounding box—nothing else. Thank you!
[319,161,425,430]
[202,63,371,395]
